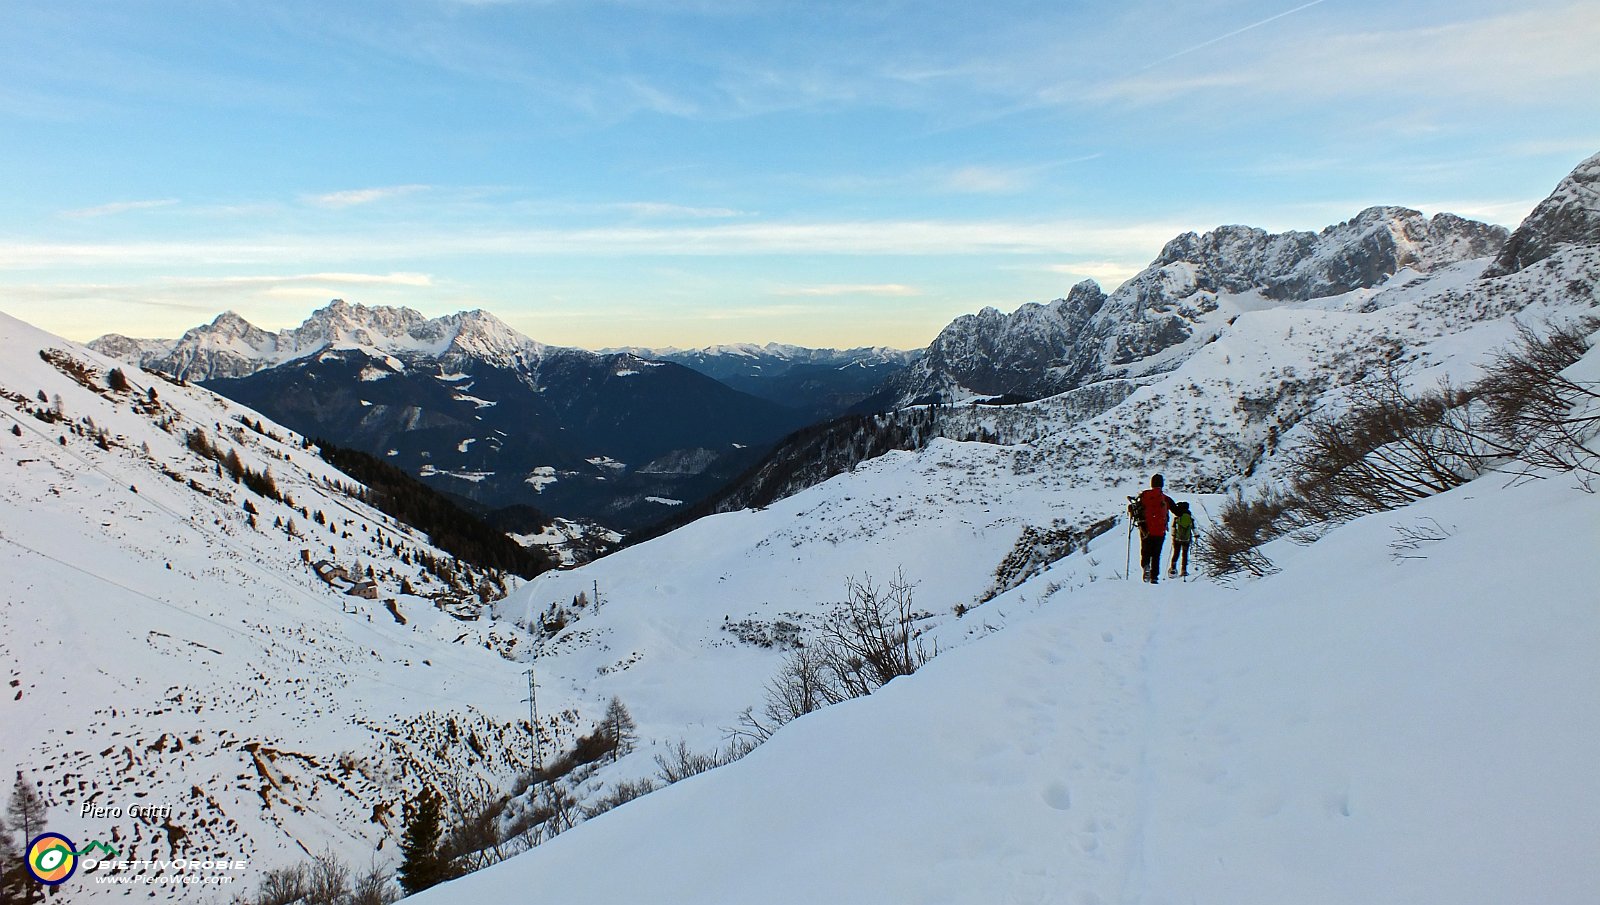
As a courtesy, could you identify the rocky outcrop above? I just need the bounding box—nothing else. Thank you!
[881,206,1508,407]
[1484,151,1600,277]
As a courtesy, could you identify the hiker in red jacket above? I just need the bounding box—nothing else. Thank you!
[1139,474,1177,584]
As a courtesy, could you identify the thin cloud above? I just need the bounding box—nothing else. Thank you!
[941,166,1034,195]
[305,185,430,208]
[775,283,921,297]
[0,218,1185,266]
[177,272,436,288]
[61,199,181,219]
[610,202,747,219]
[1091,4,1600,107]
[1043,261,1142,287]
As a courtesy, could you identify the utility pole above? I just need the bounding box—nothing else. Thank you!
[592,579,601,612]
[522,667,543,774]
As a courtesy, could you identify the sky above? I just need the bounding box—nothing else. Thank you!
[1,0,1596,351]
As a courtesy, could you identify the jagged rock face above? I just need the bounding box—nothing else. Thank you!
[881,206,1508,407]
[1485,151,1600,277]
[90,300,549,382]
[1155,207,1506,300]
[887,280,1107,402]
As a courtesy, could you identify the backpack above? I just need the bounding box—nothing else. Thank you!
[1172,504,1195,543]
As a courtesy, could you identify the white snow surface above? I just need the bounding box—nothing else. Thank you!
[5,217,1598,903]
[0,310,542,900]
[425,473,1599,905]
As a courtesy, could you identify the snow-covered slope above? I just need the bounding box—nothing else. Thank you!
[420,470,1599,905]
[0,312,559,898]
[398,161,1598,904]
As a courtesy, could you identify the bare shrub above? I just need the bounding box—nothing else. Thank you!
[654,738,755,785]
[1288,366,1496,523]
[1196,490,1297,579]
[583,778,657,819]
[737,572,934,743]
[348,863,398,905]
[1475,317,1600,480]
[304,851,351,905]
[1388,518,1457,562]
[440,788,510,873]
[250,863,308,905]
[817,572,932,700]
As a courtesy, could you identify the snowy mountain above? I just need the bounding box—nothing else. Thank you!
[1485,150,1600,277]
[394,157,1598,905]
[93,302,813,532]
[92,301,546,383]
[876,206,1508,407]
[11,151,1597,904]
[610,342,917,418]
[0,313,567,899]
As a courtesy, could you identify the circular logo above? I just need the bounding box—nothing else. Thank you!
[27,833,77,886]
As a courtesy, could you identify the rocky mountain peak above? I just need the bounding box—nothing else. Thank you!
[1484,151,1600,278]
[879,204,1509,409]
[442,308,544,362]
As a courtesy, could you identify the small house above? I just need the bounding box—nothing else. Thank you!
[347,581,379,600]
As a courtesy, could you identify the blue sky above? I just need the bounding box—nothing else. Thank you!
[2,0,1596,349]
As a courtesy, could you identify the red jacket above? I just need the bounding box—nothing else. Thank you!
[1140,488,1175,537]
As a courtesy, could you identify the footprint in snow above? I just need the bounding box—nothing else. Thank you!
[1041,782,1072,811]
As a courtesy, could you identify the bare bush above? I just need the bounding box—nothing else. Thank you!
[1475,317,1600,480]
[348,863,398,905]
[250,863,308,905]
[1388,518,1457,562]
[654,738,755,785]
[305,851,351,905]
[817,572,932,700]
[1196,490,1297,579]
[440,788,510,873]
[736,573,934,743]
[583,778,658,819]
[243,853,396,905]
[1288,367,1498,523]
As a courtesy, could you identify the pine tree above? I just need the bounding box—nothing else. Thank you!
[5,774,49,903]
[601,697,638,763]
[396,787,446,895]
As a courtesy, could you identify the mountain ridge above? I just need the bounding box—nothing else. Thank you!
[873,204,1510,408]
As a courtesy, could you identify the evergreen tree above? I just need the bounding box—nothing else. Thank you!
[601,697,638,763]
[396,787,446,895]
[4,774,49,902]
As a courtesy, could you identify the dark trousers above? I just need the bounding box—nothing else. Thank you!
[1169,539,1190,575]
[1141,534,1166,583]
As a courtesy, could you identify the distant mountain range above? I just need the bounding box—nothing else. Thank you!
[94,170,1592,536]
[92,303,825,531]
